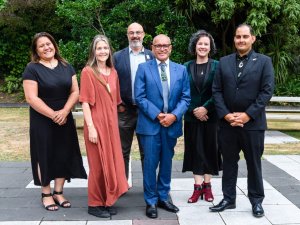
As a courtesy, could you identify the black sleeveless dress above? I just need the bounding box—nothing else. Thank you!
[22,61,87,186]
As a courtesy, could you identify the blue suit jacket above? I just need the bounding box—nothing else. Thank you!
[212,51,275,130]
[113,47,154,105]
[134,59,191,138]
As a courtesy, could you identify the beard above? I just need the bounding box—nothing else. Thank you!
[129,39,143,49]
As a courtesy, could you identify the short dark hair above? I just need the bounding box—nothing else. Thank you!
[188,30,216,56]
[31,32,67,64]
[236,24,255,35]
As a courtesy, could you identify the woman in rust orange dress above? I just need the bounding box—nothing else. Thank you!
[79,35,128,218]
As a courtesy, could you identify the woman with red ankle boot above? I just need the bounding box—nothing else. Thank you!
[182,30,222,203]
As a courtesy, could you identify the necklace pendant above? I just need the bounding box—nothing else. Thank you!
[201,71,204,75]
[106,83,111,93]
[239,61,243,68]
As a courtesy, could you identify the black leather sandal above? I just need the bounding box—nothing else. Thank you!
[41,193,58,211]
[53,191,71,208]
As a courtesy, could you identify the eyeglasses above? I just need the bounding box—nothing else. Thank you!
[153,44,171,50]
[127,31,144,36]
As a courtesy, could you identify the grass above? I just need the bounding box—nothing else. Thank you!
[0,108,299,161]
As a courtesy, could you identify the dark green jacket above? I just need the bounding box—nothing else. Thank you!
[184,59,219,122]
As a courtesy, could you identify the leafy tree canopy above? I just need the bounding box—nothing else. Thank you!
[0,0,299,94]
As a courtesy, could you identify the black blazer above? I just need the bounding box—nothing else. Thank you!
[184,59,219,122]
[212,51,275,130]
[113,47,154,106]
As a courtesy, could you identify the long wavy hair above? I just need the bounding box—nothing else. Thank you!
[86,35,113,71]
[30,32,67,65]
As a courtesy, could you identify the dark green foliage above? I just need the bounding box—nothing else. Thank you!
[0,0,71,92]
[274,77,300,96]
[0,0,299,95]
[0,75,22,93]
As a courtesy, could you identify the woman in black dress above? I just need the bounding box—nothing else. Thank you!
[22,32,87,211]
[182,30,222,203]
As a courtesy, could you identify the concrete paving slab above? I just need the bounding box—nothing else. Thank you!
[0,208,44,221]
[264,204,300,224]
[220,211,272,225]
[264,155,300,181]
[236,178,274,191]
[26,178,88,188]
[177,206,225,225]
[88,221,132,225]
[289,155,300,163]
[133,220,179,225]
[263,189,294,205]
[41,222,86,225]
[0,222,40,225]
[1,157,300,224]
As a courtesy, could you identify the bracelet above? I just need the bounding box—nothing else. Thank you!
[87,123,94,128]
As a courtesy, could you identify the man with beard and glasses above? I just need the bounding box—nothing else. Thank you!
[113,22,154,182]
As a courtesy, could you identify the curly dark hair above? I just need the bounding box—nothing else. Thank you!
[188,30,216,56]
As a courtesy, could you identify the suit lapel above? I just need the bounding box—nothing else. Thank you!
[229,54,238,83]
[124,48,131,79]
[241,52,258,77]
[149,60,163,97]
[189,61,201,93]
[144,49,153,61]
[169,61,177,98]
[202,59,212,90]
[237,51,258,83]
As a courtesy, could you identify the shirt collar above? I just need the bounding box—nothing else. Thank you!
[129,47,145,54]
[236,49,253,61]
[156,59,170,67]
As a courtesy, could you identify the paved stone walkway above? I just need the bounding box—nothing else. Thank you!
[0,131,299,225]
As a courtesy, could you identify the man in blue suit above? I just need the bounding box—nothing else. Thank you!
[134,34,190,218]
[210,24,274,218]
[113,23,154,179]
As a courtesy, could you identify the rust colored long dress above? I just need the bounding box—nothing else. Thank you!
[79,66,128,207]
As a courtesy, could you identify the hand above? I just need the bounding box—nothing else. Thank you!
[230,112,250,127]
[193,107,208,121]
[88,125,98,144]
[117,105,126,113]
[157,113,166,122]
[58,117,67,126]
[225,112,250,127]
[224,113,236,123]
[159,113,176,127]
[52,109,69,125]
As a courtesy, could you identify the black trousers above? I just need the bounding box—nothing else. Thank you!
[219,127,265,205]
[118,107,144,179]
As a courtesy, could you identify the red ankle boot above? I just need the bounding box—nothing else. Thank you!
[188,184,202,203]
[202,182,214,202]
